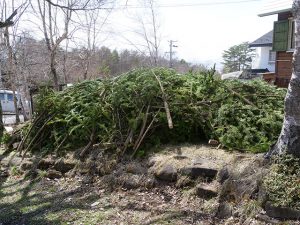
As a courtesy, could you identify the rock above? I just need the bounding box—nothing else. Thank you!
[54,159,75,174]
[173,155,189,160]
[144,178,156,189]
[155,164,177,182]
[0,169,9,178]
[121,174,140,189]
[180,163,218,180]
[208,139,219,146]
[125,162,146,174]
[82,176,93,184]
[218,158,267,203]
[148,157,157,167]
[38,158,54,170]
[196,183,218,199]
[217,166,230,184]
[24,170,38,179]
[46,169,62,179]
[176,175,193,188]
[265,201,300,220]
[255,214,280,224]
[12,142,20,149]
[192,158,206,165]
[20,161,33,171]
[216,202,233,219]
[91,201,100,207]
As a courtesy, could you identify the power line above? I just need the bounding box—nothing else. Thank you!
[5,0,260,10]
[119,0,261,9]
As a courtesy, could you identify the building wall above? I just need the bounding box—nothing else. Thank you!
[276,51,293,76]
[252,46,275,72]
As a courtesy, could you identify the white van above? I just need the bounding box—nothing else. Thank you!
[0,90,21,113]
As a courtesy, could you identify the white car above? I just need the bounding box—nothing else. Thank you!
[0,90,21,113]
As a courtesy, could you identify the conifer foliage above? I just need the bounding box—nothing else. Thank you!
[17,68,286,156]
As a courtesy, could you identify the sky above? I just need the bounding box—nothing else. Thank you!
[104,0,277,70]
[13,0,277,71]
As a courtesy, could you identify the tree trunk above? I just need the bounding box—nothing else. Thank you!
[0,101,4,138]
[12,89,20,124]
[267,0,300,157]
[50,51,59,90]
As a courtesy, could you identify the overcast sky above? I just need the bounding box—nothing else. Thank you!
[16,0,277,70]
[104,0,277,69]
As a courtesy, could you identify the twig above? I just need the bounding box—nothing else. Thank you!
[151,69,173,129]
[131,110,160,158]
[223,84,256,107]
[121,128,134,156]
[133,104,150,150]
[79,127,95,158]
[54,135,68,153]
[22,115,54,159]
[17,112,46,154]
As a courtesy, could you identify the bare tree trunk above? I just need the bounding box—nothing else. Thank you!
[4,26,20,124]
[267,0,300,157]
[50,51,59,89]
[12,89,20,124]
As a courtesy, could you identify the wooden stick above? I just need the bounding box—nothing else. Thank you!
[121,128,134,156]
[54,135,68,153]
[131,111,159,158]
[151,69,173,129]
[133,104,150,150]
[224,84,256,107]
[22,115,54,159]
[17,112,45,154]
[79,127,95,158]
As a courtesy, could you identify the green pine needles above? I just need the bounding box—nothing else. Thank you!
[18,68,286,156]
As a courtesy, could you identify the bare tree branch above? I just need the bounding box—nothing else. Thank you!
[0,9,17,28]
[44,0,113,11]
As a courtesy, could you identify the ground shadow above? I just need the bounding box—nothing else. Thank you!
[0,175,96,225]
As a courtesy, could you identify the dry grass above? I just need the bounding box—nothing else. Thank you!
[149,144,254,173]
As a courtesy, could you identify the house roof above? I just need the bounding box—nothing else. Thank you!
[249,30,273,47]
[258,0,293,17]
[221,71,243,80]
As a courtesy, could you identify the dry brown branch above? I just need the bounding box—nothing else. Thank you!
[131,110,159,158]
[79,127,96,158]
[133,104,150,150]
[152,69,173,129]
[17,112,46,154]
[22,115,54,159]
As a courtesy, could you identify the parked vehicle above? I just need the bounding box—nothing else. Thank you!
[0,90,21,113]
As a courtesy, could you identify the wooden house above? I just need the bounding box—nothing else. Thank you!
[259,0,294,87]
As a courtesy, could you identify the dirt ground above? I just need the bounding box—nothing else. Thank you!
[0,144,298,225]
[0,174,222,225]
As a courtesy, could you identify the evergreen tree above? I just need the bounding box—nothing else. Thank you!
[222,42,254,73]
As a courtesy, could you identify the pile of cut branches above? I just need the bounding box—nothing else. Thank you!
[16,68,286,157]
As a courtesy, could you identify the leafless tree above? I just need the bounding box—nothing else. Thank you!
[1,0,30,124]
[123,0,162,67]
[34,0,73,90]
[32,0,114,88]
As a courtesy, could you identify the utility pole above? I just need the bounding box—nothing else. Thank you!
[167,40,178,68]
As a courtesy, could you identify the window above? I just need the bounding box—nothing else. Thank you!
[0,93,4,101]
[7,94,13,101]
[268,50,276,63]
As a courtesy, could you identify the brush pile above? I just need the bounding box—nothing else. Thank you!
[16,68,286,157]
